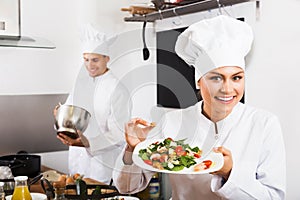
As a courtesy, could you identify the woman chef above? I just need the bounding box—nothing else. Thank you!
[54,24,131,184]
[112,15,286,199]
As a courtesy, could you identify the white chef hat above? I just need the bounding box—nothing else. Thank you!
[80,23,116,56]
[175,15,253,85]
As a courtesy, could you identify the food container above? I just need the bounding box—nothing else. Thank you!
[54,105,91,139]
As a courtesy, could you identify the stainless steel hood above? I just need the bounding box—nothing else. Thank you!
[0,0,55,49]
[0,36,55,49]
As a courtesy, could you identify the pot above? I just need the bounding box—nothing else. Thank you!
[0,153,41,178]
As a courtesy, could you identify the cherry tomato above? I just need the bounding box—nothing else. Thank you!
[175,146,183,153]
[176,150,187,156]
[175,146,187,156]
[203,160,213,169]
[193,153,201,158]
[144,160,153,165]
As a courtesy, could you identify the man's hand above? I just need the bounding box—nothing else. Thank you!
[57,132,85,147]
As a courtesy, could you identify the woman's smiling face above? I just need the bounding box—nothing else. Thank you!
[197,66,245,122]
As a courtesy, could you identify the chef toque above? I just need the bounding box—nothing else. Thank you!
[175,15,253,85]
[80,23,116,56]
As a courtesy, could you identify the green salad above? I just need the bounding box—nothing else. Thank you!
[138,138,202,171]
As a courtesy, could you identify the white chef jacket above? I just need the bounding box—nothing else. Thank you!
[113,101,286,199]
[65,68,131,184]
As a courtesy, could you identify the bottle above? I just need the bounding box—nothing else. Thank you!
[148,173,160,200]
[11,176,32,200]
[0,182,6,200]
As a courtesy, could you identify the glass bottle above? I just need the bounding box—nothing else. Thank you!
[0,182,6,200]
[11,176,32,200]
[149,173,160,200]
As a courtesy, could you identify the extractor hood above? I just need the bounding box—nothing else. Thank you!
[0,0,55,49]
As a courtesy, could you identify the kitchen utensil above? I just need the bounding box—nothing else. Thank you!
[54,104,91,139]
[42,170,61,182]
[28,173,43,186]
[40,178,55,199]
[0,153,41,178]
[142,21,150,61]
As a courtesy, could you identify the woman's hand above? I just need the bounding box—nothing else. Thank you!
[123,118,155,165]
[57,133,85,147]
[124,118,155,152]
[211,146,233,181]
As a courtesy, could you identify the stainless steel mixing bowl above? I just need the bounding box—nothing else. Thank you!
[54,105,91,138]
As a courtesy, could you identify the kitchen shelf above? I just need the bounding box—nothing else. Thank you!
[124,0,252,22]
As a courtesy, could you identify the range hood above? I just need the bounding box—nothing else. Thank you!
[0,0,55,49]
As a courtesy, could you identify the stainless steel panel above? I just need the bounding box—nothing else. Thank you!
[0,94,68,154]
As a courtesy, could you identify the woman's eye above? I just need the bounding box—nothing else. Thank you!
[92,58,99,62]
[210,76,222,81]
[233,76,243,81]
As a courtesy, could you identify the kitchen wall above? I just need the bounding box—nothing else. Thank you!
[247,1,300,199]
[0,0,299,199]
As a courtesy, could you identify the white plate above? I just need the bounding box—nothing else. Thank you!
[6,193,47,200]
[104,196,140,200]
[133,138,224,174]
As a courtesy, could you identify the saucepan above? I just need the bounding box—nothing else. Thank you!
[0,153,41,178]
[54,104,91,139]
[0,154,42,195]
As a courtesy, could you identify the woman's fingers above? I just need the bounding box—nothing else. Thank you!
[211,146,233,180]
[214,146,231,156]
[135,118,156,127]
[124,118,155,149]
